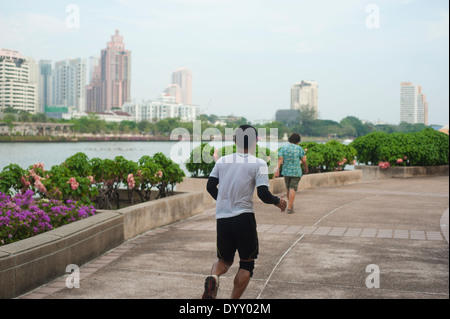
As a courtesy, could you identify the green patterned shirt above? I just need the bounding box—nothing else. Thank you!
[278,143,306,177]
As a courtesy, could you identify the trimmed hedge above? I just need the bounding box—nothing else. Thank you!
[350,128,449,166]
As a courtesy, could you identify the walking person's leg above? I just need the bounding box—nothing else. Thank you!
[288,188,296,210]
[286,177,300,213]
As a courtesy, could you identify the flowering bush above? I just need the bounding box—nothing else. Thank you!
[0,152,185,210]
[0,190,95,246]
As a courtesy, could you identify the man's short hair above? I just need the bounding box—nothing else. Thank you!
[289,133,301,144]
[234,125,258,149]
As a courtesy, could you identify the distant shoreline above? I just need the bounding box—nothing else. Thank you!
[0,135,172,143]
[0,135,338,144]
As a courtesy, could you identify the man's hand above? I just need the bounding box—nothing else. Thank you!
[275,196,287,212]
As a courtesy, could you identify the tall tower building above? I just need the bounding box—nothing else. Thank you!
[39,60,53,113]
[291,80,319,118]
[171,67,192,105]
[0,48,38,113]
[52,58,86,112]
[100,30,131,111]
[400,82,429,125]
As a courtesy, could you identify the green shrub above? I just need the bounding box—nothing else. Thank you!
[299,140,356,173]
[351,128,449,166]
[186,143,277,179]
[185,143,216,178]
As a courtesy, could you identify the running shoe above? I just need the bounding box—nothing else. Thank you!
[202,275,219,299]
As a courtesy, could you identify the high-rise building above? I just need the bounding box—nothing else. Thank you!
[87,56,100,84]
[87,30,131,112]
[0,48,38,113]
[39,60,52,113]
[86,64,101,113]
[52,58,86,112]
[290,80,319,117]
[100,30,131,111]
[400,82,429,125]
[171,67,192,105]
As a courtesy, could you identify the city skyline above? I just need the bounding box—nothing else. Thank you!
[0,0,448,125]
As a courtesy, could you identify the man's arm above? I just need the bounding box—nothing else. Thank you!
[257,185,287,211]
[206,176,219,200]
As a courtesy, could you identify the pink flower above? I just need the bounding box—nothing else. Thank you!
[378,161,391,170]
[67,177,79,191]
[304,148,308,152]
[404,156,407,160]
[71,183,79,191]
[396,158,403,164]
[33,163,45,170]
[156,170,163,178]
[20,176,31,188]
[87,176,95,184]
[35,179,47,193]
[127,173,135,189]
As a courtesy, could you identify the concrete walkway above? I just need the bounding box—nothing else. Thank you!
[19,176,449,299]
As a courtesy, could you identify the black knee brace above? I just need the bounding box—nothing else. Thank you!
[239,260,255,277]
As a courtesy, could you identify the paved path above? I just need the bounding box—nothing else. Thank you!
[20,176,449,299]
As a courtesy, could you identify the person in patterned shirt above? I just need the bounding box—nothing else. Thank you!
[274,133,308,213]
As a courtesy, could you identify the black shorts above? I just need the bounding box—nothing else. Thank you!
[216,213,259,262]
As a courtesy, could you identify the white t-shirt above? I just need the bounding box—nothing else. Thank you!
[209,152,270,219]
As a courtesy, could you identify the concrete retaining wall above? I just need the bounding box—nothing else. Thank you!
[177,170,363,204]
[113,191,204,240]
[355,165,449,180]
[0,191,203,299]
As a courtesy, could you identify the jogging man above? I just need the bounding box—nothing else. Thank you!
[202,125,287,299]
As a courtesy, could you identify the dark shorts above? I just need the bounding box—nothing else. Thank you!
[284,176,301,191]
[216,213,259,262]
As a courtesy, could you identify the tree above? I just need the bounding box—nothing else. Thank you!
[340,116,369,137]
[299,105,318,136]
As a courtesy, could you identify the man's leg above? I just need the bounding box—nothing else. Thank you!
[231,259,254,299]
[203,259,233,299]
[212,259,233,277]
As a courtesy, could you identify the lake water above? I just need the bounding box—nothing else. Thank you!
[0,140,354,176]
[0,140,288,175]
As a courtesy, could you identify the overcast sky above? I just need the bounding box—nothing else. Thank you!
[1,0,448,125]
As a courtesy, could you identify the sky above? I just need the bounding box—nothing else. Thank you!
[1,0,448,125]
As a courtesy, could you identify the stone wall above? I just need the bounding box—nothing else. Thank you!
[0,191,203,299]
[355,165,449,180]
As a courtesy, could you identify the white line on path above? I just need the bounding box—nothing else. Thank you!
[255,196,371,299]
